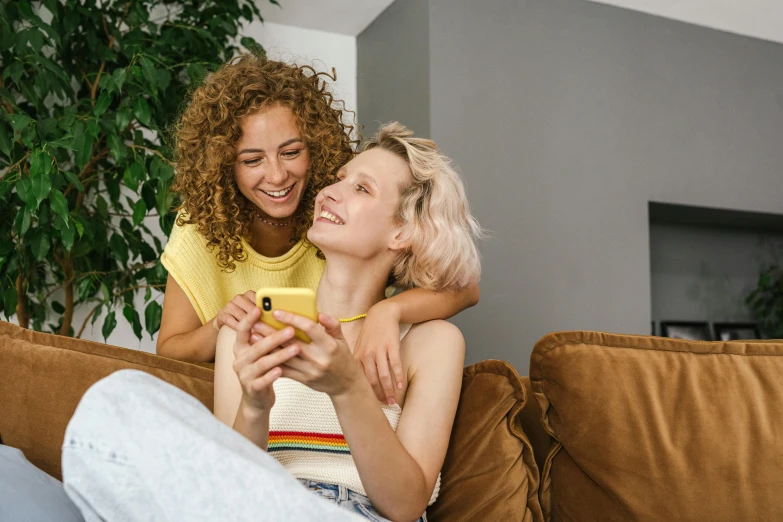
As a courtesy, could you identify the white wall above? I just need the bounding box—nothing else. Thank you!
[27,23,358,353]
[243,21,357,118]
[589,0,783,45]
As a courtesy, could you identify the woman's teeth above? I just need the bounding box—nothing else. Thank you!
[261,185,293,197]
[320,210,344,225]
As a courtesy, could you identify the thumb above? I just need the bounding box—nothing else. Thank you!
[319,313,345,340]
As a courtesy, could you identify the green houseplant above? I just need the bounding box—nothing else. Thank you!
[746,264,783,339]
[0,0,274,340]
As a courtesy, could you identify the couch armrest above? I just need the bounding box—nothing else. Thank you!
[0,321,214,480]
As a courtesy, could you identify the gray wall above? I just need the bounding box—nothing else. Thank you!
[359,0,783,373]
[357,0,429,138]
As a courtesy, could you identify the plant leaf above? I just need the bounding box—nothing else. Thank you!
[10,114,32,132]
[94,90,112,117]
[92,303,103,326]
[0,122,11,157]
[115,108,131,132]
[132,198,146,227]
[102,310,117,341]
[139,56,157,93]
[49,189,69,225]
[107,132,125,162]
[133,97,151,127]
[61,220,75,250]
[21,125,37,149]
[73,132,94,171]
[13,207,31,236]
[30,228,50,260]
[15,177,34,207]
[30,156,52,208]
[157,68,171,91]
[123,165,139,192]
[112,68,127,91]
[123,304,143,340]
[27,28,44,53]
[109,233,129,265]
[3,286,17,320]
[63,170,85,192]
[144,300,162,337]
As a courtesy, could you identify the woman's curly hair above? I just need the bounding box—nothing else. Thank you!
[172,54,358,271]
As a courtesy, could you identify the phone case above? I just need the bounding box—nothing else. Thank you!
[256,288,318,343]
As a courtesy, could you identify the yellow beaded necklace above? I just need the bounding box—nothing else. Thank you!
[339,314,367,323]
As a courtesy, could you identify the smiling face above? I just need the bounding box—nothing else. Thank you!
[234,104,310,221]
[307,148,412,259]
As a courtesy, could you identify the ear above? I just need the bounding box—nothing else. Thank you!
[388,227,409,252]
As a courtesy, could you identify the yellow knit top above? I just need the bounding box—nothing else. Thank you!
[161,219,325,325]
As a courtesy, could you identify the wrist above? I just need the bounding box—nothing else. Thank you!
[240,397,272,422]
[372,299,401,322]
[331,367,371,404]
[210,316,220,332]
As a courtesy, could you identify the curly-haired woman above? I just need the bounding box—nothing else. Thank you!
[156,55,479,403]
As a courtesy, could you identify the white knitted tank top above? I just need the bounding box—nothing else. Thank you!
[268,323,441,505]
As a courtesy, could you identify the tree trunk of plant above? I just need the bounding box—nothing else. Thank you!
[59,254,74,336]
[15,272,28,329]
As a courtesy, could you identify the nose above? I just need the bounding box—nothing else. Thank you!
[320,181,342,203]
[265,157,286,185]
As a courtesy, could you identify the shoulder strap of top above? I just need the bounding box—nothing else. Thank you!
[399,323,413,340]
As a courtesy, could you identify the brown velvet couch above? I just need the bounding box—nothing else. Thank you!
[0,321,544,522]
[4,320,782,521]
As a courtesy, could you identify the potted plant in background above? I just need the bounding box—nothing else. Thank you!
[0,0,274,341]
[746,264,783,339]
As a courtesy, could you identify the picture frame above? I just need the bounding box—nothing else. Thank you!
[713,322,762,341]
[659,321,712,341]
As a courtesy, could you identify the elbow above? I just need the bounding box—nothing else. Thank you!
[383,499,430,522]
[376,481,431,522]
[156,337,171,358]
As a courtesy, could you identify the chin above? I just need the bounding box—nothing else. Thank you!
[306,226,320,245]
[306,225,345,253]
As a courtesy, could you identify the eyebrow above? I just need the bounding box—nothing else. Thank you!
[356,172,379,189]
[237,138,304,155]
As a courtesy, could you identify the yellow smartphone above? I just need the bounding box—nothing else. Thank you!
[256,288,318,343]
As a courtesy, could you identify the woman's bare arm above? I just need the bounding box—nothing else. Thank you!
[381,280,480,324]
[214,326,243,426]
[156,274,219,362]
[333,321,465,521]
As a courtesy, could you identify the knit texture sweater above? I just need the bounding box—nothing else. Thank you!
[161,218,325,324]
[268,324,441,505]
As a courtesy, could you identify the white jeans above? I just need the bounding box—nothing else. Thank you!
[61,369,365,522]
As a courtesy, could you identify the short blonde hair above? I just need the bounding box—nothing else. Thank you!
[364,122,482,291]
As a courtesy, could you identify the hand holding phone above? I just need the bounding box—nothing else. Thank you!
[256,288,318,343]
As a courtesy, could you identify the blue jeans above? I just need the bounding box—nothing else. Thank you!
[301,480,428,522]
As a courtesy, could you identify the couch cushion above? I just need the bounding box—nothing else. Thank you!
[530,331,783,522]
[0,321,214,481]
[428,360,543,522]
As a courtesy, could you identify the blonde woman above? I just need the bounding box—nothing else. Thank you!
[62,123,482,522]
